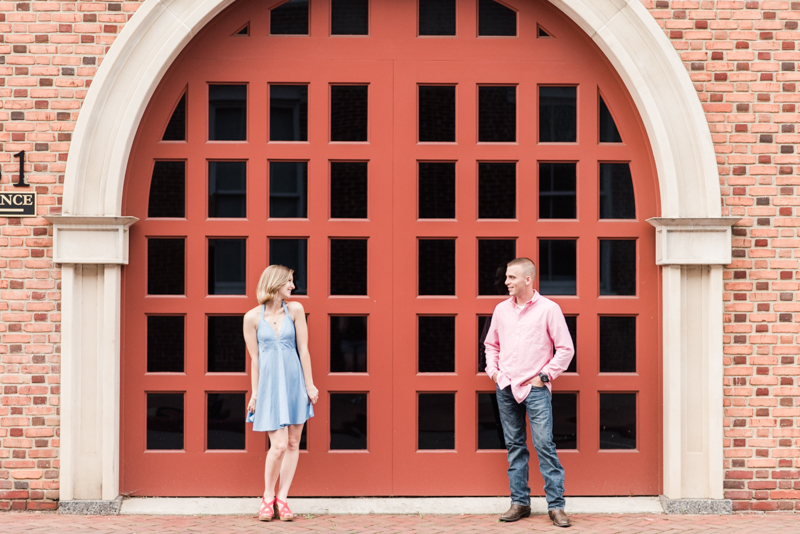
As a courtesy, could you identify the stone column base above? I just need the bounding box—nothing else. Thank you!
[58,496,123,515]
[659,495,732,515]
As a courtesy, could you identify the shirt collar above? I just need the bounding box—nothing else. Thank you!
[507,291,540,309]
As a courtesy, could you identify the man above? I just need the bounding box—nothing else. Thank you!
[484,257,574,528]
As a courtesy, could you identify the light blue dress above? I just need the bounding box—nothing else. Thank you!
[252,301,314,432]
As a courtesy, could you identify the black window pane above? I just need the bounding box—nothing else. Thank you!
[208,239,246,295]
[147,393,183,450]
[209,85,246,141]
[148,161,185,218]
[418,162,455,219]
[207,393,246,450]
[419,0,455,36]
[208,316,246,373]
[419,316,455,373]
[552,393,577,449]
[270,85,308,141]
[478,315,492,373]
[162,93,186,141]
[539,162,576,219]
[478,162,515,218]
[331,85,368,141]
[148,238,185,295]
[331,239,368,295]
[330,316,368,373]
[269,239,308,295]
[600,316,636,373]
[330,393,367,450]
[147,316,184,373]
[478,0,516,37]
[600,393,636,449]
[600,240,636,295]
[331,0,368,35]
[479,86,516,142]
[419,86,455,142]
[478,239,515,296]
[565,316,577,373]
[209,161,246,218]
[539,240,576,295]
[599,96,622,143]
[271,0,309,35]
[478,393,505,449]
[418,393,455,449]
[539,86,576,143]
[331,162,368,218]
[270,161,307,218]
[418,239,455,295]
[599,163,635,219]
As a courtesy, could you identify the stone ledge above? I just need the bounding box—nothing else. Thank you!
[59,496,122,515]
[659,495,732,515]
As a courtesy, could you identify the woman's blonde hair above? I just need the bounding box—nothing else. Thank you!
[256,265,294,304]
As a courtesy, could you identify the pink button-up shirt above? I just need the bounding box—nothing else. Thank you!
[484,292,575,403]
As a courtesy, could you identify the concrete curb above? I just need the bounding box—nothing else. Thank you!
[659,495,732,515]
[59,496,123,515]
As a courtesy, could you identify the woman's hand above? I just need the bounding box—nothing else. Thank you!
[306,383,319,405]
[247,395,257,414]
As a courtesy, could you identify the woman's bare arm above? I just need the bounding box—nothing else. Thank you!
[289,301,318,404]
[243,306,261,412]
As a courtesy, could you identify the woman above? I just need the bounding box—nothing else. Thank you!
[243,265,318,521]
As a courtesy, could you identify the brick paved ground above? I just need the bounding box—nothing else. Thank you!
[2,513,800,534]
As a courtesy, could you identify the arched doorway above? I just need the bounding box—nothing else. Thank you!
[121,0,660,497]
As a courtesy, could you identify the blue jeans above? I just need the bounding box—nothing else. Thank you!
[496,384,566,510]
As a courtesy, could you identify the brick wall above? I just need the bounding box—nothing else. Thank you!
[0,0,798,512]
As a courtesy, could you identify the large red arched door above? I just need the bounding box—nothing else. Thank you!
[122,0,660,497]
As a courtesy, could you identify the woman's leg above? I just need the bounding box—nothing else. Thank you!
[264,428,289,499]
[276,424,304,500]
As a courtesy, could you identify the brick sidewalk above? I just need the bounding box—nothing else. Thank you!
[3,513,800,533]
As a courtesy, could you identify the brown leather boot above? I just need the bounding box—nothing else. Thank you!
[499,504,531,522]
[548,509,571,527]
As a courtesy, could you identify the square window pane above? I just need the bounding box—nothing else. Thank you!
[331,0,369,35]
[208,316,246,373]
[478,239,515,296]
[209,161,246,218]
[477,392,505,449]
[331,85,368,141]
[209,85,246,141]
[148,161,185,218]
[418,393,455,449]
[419,316,455,373]
[599,163,635,219]
[477,315,492,373]
[270,161,307,218]
[599,240,636,295]
[419,0,456,36]
[600,316,636,373]
[207,393,246,450]
[419,86,455,142]
[271,0,309,35]
[478,0,516,37]
[269,238,308,295]
[478,86,516,142]
[330,315,368,373]
[539,86,576,143]
[331,162,368,218]
[539,162,576,219]
[418,162,455,219]
[147,393,184,450]
[478,162,515,219]
[147,316,184,373]
[148,238,185,295]
[418,239,455,295]
[270,85,308,141]
[599,393,636,449]
[552,393,577,449]
[539,239,576,295]
[208,239,246,295]
[331,239,368,295]
[330,393,367,450]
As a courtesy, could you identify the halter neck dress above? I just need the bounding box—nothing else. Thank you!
[252,301,314,432]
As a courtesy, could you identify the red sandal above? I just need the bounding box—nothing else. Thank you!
[274,497,294,521]
[258,497,276,521]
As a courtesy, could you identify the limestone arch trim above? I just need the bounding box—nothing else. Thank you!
[59,0,727,502]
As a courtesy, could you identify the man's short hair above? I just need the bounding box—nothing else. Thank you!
[507,257,536,279]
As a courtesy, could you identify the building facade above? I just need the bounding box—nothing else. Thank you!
[0,0,798,513]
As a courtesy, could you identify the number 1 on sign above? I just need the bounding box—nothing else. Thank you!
[13,151,27,187]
